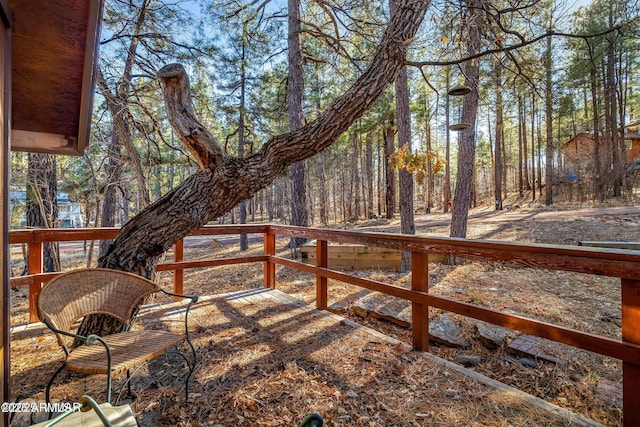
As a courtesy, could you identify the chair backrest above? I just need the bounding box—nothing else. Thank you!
[37,268,160,341]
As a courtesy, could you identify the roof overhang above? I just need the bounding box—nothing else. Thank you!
[9,0,103,155]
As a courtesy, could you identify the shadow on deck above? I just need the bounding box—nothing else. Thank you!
[11,288,605,426]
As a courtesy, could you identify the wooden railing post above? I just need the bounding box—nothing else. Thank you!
[28,240,43,323]
[622,278,640,427]
[173,239,184,300]
[316,240,328,310]
[264,230,276,288]
[411,251,429,352]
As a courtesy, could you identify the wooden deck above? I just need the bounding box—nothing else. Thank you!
[11,288,607,426]
[138,288,604,426]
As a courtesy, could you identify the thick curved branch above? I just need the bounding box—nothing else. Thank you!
[157,64,227,169]
[99,0,430,277]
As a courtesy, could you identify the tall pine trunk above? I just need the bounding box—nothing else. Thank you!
[531,94,537,202]
[238,31,249,251]
[384,120,396,219]
[26,154,59,273]
[494,61,503,211]
[443,68,451,213]
[544,32,554,206]
[607,23,621,197]
[389,0,415,272]
[99,131,122,258]
[288,0,308,249]
[365,136,374,218]
[450,0,482,239]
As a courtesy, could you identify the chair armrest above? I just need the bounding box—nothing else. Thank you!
[158,289,198,363]
[42,319,114,403]
[158,289,198,330]
[42,318,85,342]
[159,288,199,304]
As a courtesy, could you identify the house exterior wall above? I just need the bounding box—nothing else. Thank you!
[563,133,596,177]
[563,132,640,174]
[10,191,84,228]
[627,139,640,163]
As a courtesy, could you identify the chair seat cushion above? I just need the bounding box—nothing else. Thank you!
[66,330,185,376]
[30,402,138,427]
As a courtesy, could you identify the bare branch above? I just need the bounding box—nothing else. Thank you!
[157,64,227,169]
[407,26,624,68]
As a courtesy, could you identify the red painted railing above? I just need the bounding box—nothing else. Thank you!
[9,224,640,426]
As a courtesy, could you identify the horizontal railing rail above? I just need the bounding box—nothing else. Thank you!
[9,224,640,426]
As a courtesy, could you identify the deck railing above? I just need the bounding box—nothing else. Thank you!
[9,224,640,426]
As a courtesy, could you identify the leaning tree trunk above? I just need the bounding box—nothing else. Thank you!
[76,0,431,339]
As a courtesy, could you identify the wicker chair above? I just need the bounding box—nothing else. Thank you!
[37,268,198,407]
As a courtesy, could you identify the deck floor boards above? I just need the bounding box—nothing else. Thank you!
[11,288,606,426]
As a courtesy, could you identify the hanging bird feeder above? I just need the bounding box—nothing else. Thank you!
[447,84,472,131]
[448,122,471,131]
[447,85,472,97]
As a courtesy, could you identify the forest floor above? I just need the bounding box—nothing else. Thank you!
[8,193,640,426]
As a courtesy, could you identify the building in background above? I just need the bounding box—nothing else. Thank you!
[9,191,84,228]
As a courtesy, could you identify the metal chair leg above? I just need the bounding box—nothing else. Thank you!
[167,348,195,401]
[185,335,197,400]
[115,363,146,405]
[45,362,66,420]
[126,369,132,399]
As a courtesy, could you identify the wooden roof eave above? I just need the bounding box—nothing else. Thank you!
[9,0,104,156]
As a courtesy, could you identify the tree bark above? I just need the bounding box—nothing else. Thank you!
[288,0,309,249]
[81,0,430,338]
[494,61,503,211]
[391,0,415,272]
[544,32,554,206]
[377,139,383,217]
[351,132,363,220]
[384,120,396,219]
[99,131,122,258]
[425,116,434,213]
[517,94,523,197]
[317,152,328,226]
[267,185,274,221]
[25,154,59,273]
[443,68,451,213]
[239,28,249,251]
[365,136,374,218]
[450,0,482,239]
[607,25,621,197]
[589,55,603,200]
[95,0,151,210]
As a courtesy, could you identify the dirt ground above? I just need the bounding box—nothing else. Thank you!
[8,197,640,426]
